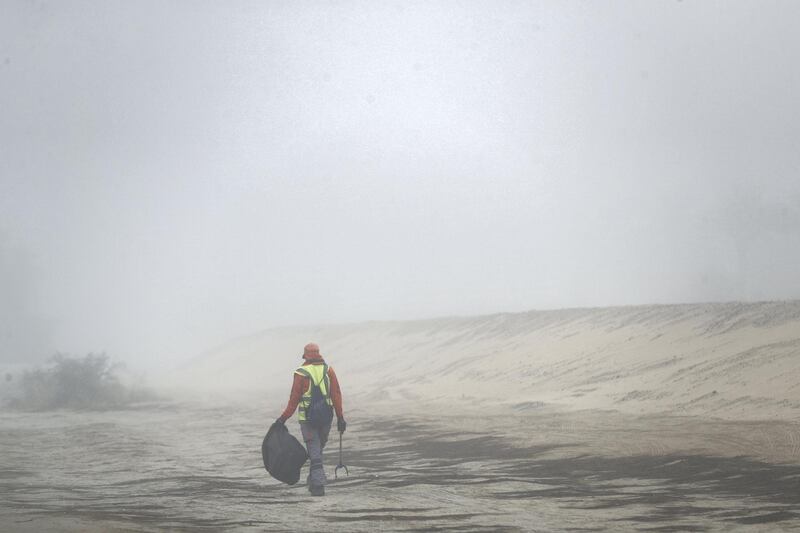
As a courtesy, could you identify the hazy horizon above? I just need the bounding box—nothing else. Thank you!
[2,1,800,370]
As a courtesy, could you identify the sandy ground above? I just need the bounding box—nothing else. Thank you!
[2,399,800,532]
[180,301,800,422]
[4,301,800,531]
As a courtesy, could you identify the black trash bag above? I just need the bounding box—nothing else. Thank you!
[262,422,308,485]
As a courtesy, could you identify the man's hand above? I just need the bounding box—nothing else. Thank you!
[337,417,347,434]
[275,416,286,425]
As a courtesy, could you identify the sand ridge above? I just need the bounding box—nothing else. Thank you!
[180,301,800,422]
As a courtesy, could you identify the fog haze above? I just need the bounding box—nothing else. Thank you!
[2,0,799,368]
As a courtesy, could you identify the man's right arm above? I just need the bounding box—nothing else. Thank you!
[277,373,306,423]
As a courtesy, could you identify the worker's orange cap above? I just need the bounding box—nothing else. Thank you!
[302,343,321,359]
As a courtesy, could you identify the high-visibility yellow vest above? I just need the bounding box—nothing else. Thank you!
[295,363,333,422]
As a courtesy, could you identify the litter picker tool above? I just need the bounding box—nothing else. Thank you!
[334,431,349,479]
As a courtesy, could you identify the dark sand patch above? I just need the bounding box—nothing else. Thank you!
[347,417,800,529]
[2,404,800,531]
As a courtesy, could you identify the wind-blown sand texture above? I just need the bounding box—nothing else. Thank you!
[3,404,800,531]
[183,301,800,422]
[4,301,800,531]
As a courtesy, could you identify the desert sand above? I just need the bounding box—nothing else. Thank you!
[3,301,800,531]
[184,300,800,423]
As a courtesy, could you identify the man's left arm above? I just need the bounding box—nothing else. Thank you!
[328,367,346,433]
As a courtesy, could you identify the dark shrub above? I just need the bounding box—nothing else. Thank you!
[10,353,149,410]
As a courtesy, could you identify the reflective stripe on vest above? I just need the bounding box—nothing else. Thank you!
[295,364,333,422]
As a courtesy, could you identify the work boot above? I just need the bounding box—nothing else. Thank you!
[309,484,325,497]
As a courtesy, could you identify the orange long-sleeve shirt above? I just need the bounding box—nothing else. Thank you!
[279,358,344,421]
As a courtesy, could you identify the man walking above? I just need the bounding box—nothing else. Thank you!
[276,343,346,496]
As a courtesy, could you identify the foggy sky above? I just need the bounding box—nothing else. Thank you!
[2,1,799,369]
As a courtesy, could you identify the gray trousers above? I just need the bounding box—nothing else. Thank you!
[300,421,331,487]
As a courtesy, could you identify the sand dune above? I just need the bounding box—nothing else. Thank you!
[180,301,800,422]
[5,301,800,531]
